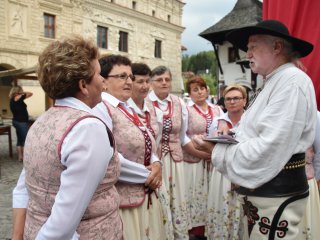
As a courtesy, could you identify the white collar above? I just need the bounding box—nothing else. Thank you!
[264,63,294,84]
[127,98,150,115]
[55,97,94,113]
[101,92,129,108]
[148,90,172,103]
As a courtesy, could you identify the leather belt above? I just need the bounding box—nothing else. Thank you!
[236,153,308,197]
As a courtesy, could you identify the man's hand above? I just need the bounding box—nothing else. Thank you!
[145,162,162,190]
[193,135,215,154]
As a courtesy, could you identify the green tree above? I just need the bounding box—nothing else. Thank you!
[182,50,218,95]
[182,54,189,71]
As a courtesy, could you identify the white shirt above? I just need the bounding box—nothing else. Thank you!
[208,111,239,136]
[13,94,150,211]
[100,93,160,164]
[127,97,163,146]
[148,90,191,146]
[28,97,113,239]
[127,98,148,117]
[93,92,113,129]
[313,111,320,180]
[212,63,317,189]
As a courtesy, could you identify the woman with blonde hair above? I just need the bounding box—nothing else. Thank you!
[12,35,122,239]
[207,84,247,239]
[9,85,33,161]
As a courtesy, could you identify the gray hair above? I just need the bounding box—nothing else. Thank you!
[151,66,172,79]
[265,35,299,61]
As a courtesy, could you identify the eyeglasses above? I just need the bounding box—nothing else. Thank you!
[134,79,150,85]
[153,77,171,83]
[224,97,243,103]
[107,73,135,81]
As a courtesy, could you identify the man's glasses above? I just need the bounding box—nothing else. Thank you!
[107,73,135,81]
[224,97,243,103]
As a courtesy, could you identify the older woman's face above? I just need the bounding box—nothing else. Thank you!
[86,59,104,108]
[224,90,246,113]
[104,64,133,102]
[189,83,208,105]
[151,71,172,99]
[132,75,150,100]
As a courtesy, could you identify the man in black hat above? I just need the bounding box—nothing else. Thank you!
[194,20,317,239]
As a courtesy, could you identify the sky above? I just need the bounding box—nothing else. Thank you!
[181,0,237,55]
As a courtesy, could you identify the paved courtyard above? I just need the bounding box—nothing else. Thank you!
[0,123,23,240]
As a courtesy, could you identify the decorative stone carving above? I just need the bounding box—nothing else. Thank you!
[83,18,95,37]
[71,0,83,8]
[9,3,27,37]
[150,30,165,39]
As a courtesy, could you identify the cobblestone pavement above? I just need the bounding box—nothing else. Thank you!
[0,123,23,240]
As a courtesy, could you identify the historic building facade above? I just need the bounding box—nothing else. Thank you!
[200,0,263,97]
[0,0,185,117]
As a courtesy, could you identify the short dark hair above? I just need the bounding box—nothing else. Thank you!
[99,54,132,78]
[132,63,151,76]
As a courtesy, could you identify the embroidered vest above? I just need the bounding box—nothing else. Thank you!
[106,102,157,208]
[23,106,122,240]
[147,94,183,162]
[183,105,220,163]
[144,100,160,139]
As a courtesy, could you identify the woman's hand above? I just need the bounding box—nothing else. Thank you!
[145,162,162,190]
[216,120,231,136]
[193,135,215,154]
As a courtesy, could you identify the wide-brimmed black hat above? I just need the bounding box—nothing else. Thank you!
[226,20,313,57]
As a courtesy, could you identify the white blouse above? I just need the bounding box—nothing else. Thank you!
[148,90,191,146]
[23,97,113,239]
[212,63,317,189]
[13,95,151,208]
[99,93,160,165]
[313,111,320,180]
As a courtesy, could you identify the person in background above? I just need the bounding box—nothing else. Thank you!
[216,84,227,112]
[128,62,161,140]
[128,62,174,239]
[193,20,316,239]
[208,84,246,136]
[98,55,166,240]
[147,66,193,239]
[314,111,320,189]
[207,84,247,240]
[9,85,33,161]
[13,35,122,239]
[293,59,320,239]
[234,78,252,108]
[296,144,320,239]
[182,76,222,239]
